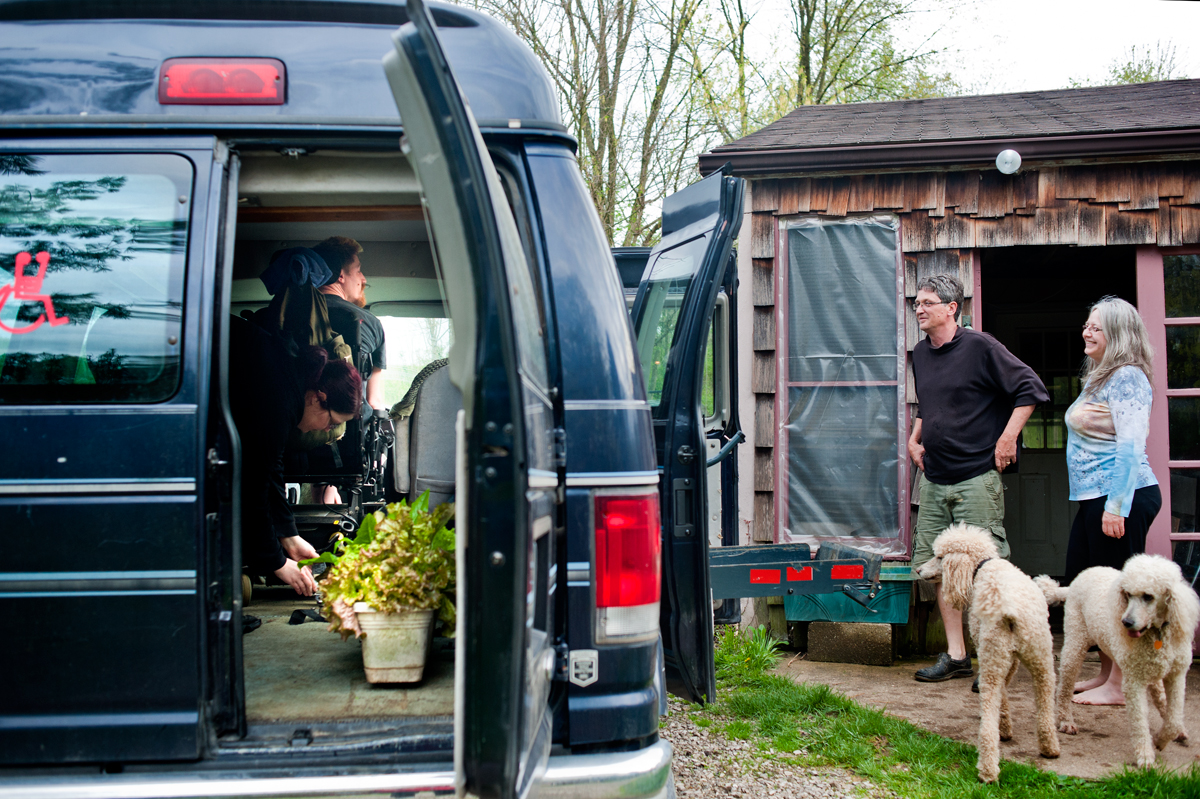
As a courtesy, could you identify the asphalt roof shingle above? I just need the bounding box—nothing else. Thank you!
[709,79,1200,152]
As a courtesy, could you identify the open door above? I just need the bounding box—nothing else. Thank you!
[631,168,744,703]
[383,2,555,798]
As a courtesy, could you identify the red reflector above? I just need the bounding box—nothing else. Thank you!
[831,564,864,580]
[594,494,661,608]
[159,58,285,105]
[787,566,812,581]
[750,569,781,584]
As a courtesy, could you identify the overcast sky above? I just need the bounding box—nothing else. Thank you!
[898,0,1200,95]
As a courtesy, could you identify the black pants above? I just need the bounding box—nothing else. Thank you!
[1063,485,1162,584]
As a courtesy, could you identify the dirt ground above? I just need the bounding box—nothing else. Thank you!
[774,649,1200,779]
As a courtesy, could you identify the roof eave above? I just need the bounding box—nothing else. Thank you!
[698,128,1200,177]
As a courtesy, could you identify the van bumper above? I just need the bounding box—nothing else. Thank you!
[0,740,673,799]
[533,739,673,799]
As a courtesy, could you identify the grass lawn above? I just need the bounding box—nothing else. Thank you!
[683,627,1200,798]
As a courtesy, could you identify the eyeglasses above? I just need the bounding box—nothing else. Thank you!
[912,300,949,311]
[1082,323,1104,334]
[324,407,336,431]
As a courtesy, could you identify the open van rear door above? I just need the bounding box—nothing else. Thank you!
[383,2,555,798]
[630,169,744,704]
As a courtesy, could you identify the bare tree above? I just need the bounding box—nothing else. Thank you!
[1071,41,1185,87]
[685,0,956,149]
[788,0,955,105]
[472,0,708,245]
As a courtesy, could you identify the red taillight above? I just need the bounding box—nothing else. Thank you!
[594,494,661,608]
[593,491,661,645]
[159,58,285,105]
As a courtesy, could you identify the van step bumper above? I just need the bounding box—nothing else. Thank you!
[532,739,672,799]
[0,740,672,799]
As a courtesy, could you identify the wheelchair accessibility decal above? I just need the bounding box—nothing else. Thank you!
[0,251,70,334]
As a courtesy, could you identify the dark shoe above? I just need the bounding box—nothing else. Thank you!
[971,675,979,693]
[914,652,974,682]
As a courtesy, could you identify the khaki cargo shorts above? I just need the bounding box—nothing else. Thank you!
[911,469,1009,570]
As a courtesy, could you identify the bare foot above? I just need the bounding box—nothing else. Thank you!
[1073,684,1126,706]
[1074,675,1106,693]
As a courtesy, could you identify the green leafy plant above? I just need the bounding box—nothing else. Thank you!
[745,624,784,671]
[302,490,455,640]
[715,624,784,679]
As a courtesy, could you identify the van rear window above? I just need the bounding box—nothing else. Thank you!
[0,153,190,403]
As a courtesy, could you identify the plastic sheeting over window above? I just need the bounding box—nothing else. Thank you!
[779,215,906,557]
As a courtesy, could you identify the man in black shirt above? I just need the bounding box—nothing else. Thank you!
[908,274,1047,684]
[311,236,387,504]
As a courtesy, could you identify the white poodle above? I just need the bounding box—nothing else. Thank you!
[1037,554,1199,768]
[918,523,1060,783]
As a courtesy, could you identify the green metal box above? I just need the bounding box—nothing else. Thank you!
[783,562,913,624]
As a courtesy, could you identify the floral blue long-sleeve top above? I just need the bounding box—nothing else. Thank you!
[1065,365,1158,516]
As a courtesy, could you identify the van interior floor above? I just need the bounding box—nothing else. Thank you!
[241,591,454,724]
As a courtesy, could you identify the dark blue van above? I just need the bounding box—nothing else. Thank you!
[0,1,743,797]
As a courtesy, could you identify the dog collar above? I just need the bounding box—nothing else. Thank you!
[973,558,992,581]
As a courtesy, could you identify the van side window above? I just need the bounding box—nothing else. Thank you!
[634,234,709,407]
[485,157,549,394]
[0,153,190,403]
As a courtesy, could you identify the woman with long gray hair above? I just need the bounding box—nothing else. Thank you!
[1063,295,1161,706]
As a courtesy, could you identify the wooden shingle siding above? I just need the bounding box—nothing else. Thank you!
[748,159,1200,543]
[752,307,775,351]
[753,493,774,542]
[752,179,780,212]
[814,162,1200,250]
[754,448,774,491]
[751,212,775,258]
[754,398,774,448]
[751,259,774,305]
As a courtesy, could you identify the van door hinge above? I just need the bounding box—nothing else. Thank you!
[551,641,570,682]
[552,427,567,469]
[207,447,228,472]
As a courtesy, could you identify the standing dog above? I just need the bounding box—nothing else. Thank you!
[1037,554,1199,767]
[918,523,1060,783]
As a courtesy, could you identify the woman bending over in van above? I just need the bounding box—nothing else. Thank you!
[1064,295,1161,706]
[230,316,362,595]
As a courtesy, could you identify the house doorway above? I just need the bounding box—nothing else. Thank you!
[980,245,1137,578]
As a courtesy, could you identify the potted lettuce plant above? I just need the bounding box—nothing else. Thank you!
[303,491,455,683]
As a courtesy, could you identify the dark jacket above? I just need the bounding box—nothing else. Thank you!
[229,316,306,573]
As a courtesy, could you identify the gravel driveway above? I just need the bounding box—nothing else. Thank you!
[659,696,898,799]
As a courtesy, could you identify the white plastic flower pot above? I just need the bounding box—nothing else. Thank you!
[353,603,436,684]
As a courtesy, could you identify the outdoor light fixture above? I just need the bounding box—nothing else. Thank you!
[995,149,1022,174]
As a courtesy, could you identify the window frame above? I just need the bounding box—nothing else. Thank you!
[0,151,194,405]
[1144,244,1200,545]
[772,213,910,554]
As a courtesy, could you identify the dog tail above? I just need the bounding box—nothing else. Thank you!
[1034,575,1068,606]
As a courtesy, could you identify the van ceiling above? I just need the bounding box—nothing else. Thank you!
[237,150,420,208]
[233,151,434,282]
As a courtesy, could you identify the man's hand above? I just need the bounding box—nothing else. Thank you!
[275,559,317,595]
[994,434,1018,472]
[1101,511,1126,539]
[280,535,318,563]
[908,439,925,472]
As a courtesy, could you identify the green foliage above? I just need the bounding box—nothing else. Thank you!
[1070,42,1186,88]
[303,491,456,639]
[714,624,784,681]
[724,719,754,740]
[786,0,958,106]
[702,641,1200,797]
